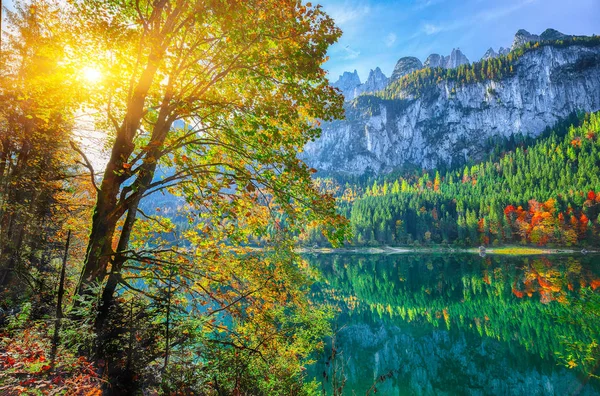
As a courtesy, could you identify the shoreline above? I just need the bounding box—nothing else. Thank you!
[298,246,599,256]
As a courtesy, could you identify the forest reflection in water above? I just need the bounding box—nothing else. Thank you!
[305,253,600,395]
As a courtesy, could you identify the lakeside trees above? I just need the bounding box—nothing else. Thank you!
[0,0,348,393]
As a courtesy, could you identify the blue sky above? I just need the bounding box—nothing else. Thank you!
[319,0,600,83]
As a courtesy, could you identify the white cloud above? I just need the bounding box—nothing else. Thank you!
[423,23,443,35]
[342,45,361,60]
[326,3,371,26]
[384,32,397,47]
[420,0,537,36]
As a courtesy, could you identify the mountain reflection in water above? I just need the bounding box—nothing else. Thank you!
[306,253,600,395]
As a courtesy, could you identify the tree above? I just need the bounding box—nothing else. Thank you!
[0,0,87,290]
[58,0,348,391]
[433,171,441,192]
[67,0,345,300]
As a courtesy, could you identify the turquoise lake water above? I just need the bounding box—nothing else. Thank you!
[306,253,600,395]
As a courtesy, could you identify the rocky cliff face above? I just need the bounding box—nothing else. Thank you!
[305,30,600,174]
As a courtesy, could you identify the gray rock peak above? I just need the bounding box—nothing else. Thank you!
[362,67,389,93]
[540,28,568,41]
[511,29,576,51]
[445,48,470,68]
[333,68,390,101]
[424,49,470,69]
[332,70,362,100]
[333,70,361,89]
[424,54,443,68]
[391,57,423,81]
[482,46,511,61]
[482,47,498,60]
[512,29,541,50]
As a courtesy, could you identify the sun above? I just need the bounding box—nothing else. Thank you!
[82,66,103,84]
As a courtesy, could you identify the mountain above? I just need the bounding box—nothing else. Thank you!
[423,48,470,69]
[390,57,423,81]
[444,48,470,68]
[331,69,362,100]
[305,29,600,175]
[482,47,498,60]
[361,67,389,95]
[332,67,390,101]
[512,29,541,50]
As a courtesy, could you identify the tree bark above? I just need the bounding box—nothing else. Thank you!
[75,49,165,297]
[93,107,173,331]
[50,230,71,368]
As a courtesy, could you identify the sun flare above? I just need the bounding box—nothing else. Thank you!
[82,66,102,84]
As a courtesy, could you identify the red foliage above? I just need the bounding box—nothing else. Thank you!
[587,190,596,201]
[570,215,579,228]
[477,218,485,232]
[580,213,589,234]
[0,328,101,395]
[504,205,516,216]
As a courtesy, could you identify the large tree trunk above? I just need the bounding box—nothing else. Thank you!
[74,51,165,297]
[74,0,183,299]
[94,111,173,332]
[75,164,127,295]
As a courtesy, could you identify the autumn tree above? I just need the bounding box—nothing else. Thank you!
[53,0,349,392]
[0,0,90,293]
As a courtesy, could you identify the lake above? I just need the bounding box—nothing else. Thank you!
[305,253,600,395]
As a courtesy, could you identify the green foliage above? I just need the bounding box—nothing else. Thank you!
[6,302,32,330]
[308,111,600,247]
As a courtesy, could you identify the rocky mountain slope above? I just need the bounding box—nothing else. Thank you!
[305,29,600,174]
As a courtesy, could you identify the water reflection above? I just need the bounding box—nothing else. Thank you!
[306,254,600,395]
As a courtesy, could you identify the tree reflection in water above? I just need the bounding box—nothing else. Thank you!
[307,253,600,395]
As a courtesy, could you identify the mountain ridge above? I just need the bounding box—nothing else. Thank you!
[306,29,600,175]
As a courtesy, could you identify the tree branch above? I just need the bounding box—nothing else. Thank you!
[69,141,100,192]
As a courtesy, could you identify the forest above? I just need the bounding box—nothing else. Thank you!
[303,111,600,247]
[0,0,349,394]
